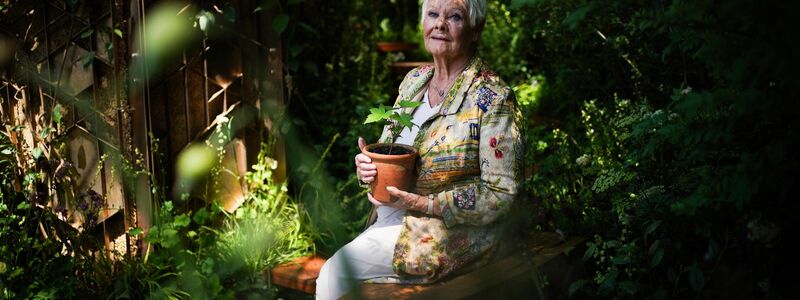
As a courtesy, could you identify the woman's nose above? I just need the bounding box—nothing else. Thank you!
[434,16,446,30]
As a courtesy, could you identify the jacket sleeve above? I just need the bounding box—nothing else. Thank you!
[437,87,524,228]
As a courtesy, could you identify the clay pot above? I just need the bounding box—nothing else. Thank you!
[376,41,419,52]
[361,143,418,203]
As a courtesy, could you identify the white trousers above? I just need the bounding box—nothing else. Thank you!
[315,206,405,300]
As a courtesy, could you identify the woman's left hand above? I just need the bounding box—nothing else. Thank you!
[367,186,426,212]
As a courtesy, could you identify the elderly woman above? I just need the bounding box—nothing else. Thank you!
[316,0,522,298]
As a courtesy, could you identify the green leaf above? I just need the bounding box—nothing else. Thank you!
[193,208,208,225]
[114,28,123,38]
[646,220,662,236]
[562,4,594,30]
[162,201,174,213]
[145,225,159,242]
[40,127,53,139]
[82,51,95,68]
[583,243,597,261]
[53,104,63,125]
[619,281,637,294]
[128,227,143,236]
[599,269,618,295]
[392,113,414,129]
[223,6,237,23]
[272,14,289,34]
[17,201,30,210]
[174,214,190,227]
[688,264,704,291]
[510,0,536,9]
[196,11,215,33]
[364,107,391,124]
[398,100,421,108]
[159,228,179,248]
[289,43,304,57]
[568,279,588,298]
[1,148,12,155]
[80,29,94,39]
[611,255,629,265]
[254,0,277,13]
[201,258,215,275]
[32,147,43,159]
[650,248,664,267]
[297,22,319,36]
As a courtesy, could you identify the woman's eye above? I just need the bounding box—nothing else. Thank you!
[428,12,439,18]
[448,14,462,21]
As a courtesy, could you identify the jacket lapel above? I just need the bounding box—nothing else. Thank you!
[442,57,482,116]
[399,66,434,116]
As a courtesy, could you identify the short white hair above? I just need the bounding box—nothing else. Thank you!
[420,0,487,29]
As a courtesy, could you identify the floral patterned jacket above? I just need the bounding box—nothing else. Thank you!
[375,57,523,283]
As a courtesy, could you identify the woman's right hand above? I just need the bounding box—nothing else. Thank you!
[355,137,377,184]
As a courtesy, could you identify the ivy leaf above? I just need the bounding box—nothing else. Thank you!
[114,28,123,38]
[364,107,391,124]
[272,14,289,34]
[128,227,143,236]
[398,100,421,108]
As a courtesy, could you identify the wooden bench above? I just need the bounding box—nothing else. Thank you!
[269,232,587,299]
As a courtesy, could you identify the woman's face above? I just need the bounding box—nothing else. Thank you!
[422,0,477,61]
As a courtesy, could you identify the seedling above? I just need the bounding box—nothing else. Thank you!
[363,100,421,152]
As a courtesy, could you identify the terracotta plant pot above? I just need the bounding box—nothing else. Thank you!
[376,41,419,52]
[361,143,418,203]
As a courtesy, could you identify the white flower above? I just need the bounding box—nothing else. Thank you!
[576,154,592,166]
[214,115,229,124]
[668,113,679,121]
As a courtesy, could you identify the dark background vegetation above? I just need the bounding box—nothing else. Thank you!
[282,0,800,298]
[2,0,799,298]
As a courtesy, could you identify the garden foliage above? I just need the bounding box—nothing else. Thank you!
[2,0,799,298]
